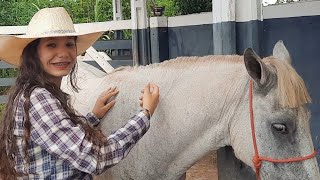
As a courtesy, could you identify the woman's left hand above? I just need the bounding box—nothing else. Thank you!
[92,87,119,119]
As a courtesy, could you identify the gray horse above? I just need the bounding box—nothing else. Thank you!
[62,41,320,179]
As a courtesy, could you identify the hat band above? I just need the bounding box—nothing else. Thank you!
[27,29,76,36]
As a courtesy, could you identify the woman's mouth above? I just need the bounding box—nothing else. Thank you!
[51,62,71,69]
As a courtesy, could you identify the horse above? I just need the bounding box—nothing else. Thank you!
[62,41,320,179]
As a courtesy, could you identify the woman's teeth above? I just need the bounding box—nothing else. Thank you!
[53,62,69,66]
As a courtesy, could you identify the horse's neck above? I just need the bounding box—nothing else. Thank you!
[100,59,251,179]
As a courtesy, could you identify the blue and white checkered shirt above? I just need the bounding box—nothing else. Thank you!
[13,87,150,179]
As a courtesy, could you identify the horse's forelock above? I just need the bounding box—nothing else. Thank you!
[265,58,311,108]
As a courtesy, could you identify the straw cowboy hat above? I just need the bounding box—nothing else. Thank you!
[0,7,104,66]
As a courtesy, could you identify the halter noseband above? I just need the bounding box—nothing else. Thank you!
[249,80,317,179]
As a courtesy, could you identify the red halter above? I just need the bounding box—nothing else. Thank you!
[249,80,318,180]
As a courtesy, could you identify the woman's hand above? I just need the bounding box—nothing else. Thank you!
[139,83,160,117]
[92,87,119,119]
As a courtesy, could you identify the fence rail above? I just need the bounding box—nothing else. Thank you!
[0,77,16,87]
[0,61,16,69]
[0,60,16,103]
[0,95,8,104]
[93,39,132,50]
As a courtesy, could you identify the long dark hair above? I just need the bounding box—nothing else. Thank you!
[0,38,106,179]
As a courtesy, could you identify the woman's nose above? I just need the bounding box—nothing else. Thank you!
[57,48,69,58]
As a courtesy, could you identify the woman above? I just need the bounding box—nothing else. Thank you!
[0,7,159,179]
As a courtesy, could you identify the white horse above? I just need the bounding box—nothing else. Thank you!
[62,41,320,179]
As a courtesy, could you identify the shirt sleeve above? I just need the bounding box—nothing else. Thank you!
[28,88,150,175]
[85,112,100,127]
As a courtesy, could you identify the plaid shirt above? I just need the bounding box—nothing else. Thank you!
[13,87,150,180]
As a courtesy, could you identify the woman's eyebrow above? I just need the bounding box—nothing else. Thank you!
[42,37,56,42]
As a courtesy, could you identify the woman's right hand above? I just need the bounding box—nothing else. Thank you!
[92,87,119,119]
[139,83,160,117]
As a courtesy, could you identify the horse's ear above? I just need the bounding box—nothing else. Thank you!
[244,48,271,86]
[273,40,292,64]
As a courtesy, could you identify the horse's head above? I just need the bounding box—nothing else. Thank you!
[231,41,319,179]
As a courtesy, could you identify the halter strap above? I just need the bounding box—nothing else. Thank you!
[249,80,317,180]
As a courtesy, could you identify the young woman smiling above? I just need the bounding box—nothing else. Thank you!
[0,7,160,180]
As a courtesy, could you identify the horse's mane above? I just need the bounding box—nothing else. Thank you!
[112,55,311,108]
[264,57,311,108]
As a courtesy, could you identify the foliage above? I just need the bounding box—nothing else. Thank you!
[151,0,180,16]
[0,69,18,93]
[147,0,210,16]
[0,0,213,26]
[0,0,114,25]
[0,104,5,114]
[0,0,136,26]
[174,0,212,15]
[0,0,307,26]
[0,68,18,115]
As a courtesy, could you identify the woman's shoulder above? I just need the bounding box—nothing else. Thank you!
[16,86,50,101]
[29,87,56,102]
[15,87,57,113]
[30,87,51,95]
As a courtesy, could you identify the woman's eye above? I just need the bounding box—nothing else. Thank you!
[272,123,288,134]
[66,42,75,47]
[47,43,56,48]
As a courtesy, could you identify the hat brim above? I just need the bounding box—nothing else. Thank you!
[0,31,104,66]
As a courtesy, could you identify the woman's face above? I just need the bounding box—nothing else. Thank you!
[37,36,77,82]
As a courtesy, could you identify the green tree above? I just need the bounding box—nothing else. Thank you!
[149,0,180,16]
[174,0,212,15]
[0,0,126,26]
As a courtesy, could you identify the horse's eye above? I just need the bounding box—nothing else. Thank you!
[272,123,288,134]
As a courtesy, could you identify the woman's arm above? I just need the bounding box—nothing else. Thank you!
[28,88,150,174]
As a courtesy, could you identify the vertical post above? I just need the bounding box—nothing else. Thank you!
[212,0,236,55]
[113,0,123,21]
[235,0,263,55]
[149,16,169,63]
[212,1,239,178]
[113,0,123,56]
[131,0,151,66]
[213,0,263,179]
